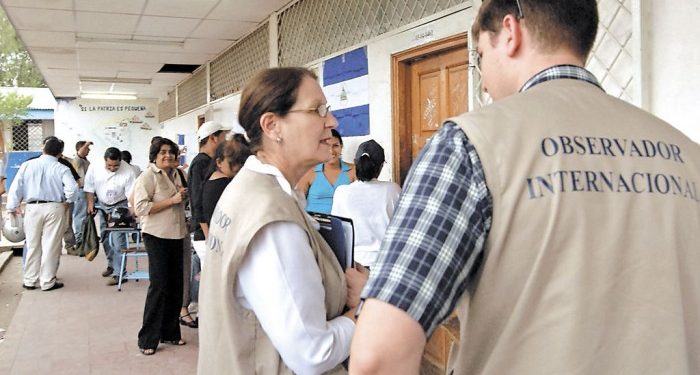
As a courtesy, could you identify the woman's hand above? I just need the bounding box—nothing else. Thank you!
[345,263,369,308]
[171,187,187,205]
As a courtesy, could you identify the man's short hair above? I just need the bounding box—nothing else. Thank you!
[472,0,598,60]
[44,138,64,156]
[43,136,59,145]
[104,147,122,161]
[75,140,87,151]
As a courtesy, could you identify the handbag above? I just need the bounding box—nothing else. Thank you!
[76,213,100,261]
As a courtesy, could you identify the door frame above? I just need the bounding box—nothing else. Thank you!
[391,32,468,184]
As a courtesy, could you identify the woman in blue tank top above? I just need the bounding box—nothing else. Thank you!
[297,129,355,213]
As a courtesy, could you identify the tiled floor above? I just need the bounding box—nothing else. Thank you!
[0,253,199,375]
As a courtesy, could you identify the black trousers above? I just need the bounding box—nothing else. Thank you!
[138,234,184,349]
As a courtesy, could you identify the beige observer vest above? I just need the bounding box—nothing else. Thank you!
[449,79,700,374]
[197,168,347,375]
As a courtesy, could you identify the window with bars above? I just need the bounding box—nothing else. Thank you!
[278,0,465,67]
[210,24,270,101]
[469,0,636,109]
[9,121,44,151]
[178,68,207,115]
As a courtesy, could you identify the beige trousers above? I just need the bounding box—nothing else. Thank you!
[24,202,67,290]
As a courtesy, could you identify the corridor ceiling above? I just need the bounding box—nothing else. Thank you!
[0,0,292,100]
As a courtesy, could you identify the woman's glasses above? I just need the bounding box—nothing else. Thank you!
[288,103,331,118]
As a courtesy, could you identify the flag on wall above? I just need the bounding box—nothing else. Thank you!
[323,47,369,137]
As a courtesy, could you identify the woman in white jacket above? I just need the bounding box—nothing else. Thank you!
[332,140,401,268]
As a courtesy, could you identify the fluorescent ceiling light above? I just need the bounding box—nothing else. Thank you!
[76,36,184,48]
[80,76,151,85]
[81,93,138,100]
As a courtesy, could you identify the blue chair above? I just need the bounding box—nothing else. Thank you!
[105,227,149,291]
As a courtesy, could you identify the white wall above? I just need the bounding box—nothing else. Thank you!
[55,98,159,169]
[160,95,243,168]
[647,2,700,143]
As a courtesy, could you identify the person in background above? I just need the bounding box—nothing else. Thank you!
[331,140,400,268]
[167,149,197,329]
[0,155,4,241]
[184,135,252,321]
[23,137,81,254]
[84,147,137,285]
[133,137,188,356]
[198,67,368,374]
[185,120,230,327]
[59,151,81,254]
[297,128,355,214]
[121,150,142,176]
[71,141,91,247]
[349,0,700,374]
[7,137,78,291]
[0,154,6,197]
[199,134,251,264]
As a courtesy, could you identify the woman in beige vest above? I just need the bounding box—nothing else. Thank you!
[132,137,189,355]
[197,67,368,375]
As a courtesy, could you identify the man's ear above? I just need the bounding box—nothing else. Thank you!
[259,112,280,141]
[501,14,523,57]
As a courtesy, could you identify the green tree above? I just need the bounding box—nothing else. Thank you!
[0,91,31,123]
[0,7,46,87]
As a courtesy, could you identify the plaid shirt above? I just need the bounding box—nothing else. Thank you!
[360,122,493,335]
[361,65,601,335]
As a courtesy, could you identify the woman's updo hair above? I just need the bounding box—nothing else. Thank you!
[238,67,317,152]
[354,139,385,182]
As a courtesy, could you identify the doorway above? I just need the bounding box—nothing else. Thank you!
[392,33,469,184]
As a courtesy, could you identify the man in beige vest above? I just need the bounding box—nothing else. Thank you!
[350,0,700,374]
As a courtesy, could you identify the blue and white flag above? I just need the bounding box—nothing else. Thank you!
[323,47,369,137]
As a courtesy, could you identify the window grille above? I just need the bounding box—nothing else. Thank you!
[158,92,176,123]
[469,0,636,109]
[210,23,270,101]
[177,68,207,114]
[10,120,44,151]
[278,0,466,67]
[587,0,634,101]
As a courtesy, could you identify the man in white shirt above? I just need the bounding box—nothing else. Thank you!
[7,137,78,291]
[84,147,137,285]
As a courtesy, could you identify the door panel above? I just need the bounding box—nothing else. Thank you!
[408,46,468,167]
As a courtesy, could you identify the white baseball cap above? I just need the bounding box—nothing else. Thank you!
[197,121,232,142]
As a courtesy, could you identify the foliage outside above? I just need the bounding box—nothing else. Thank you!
[0,7,46,87]
[0,91,31,124]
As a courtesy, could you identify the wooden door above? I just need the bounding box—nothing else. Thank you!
[393,34,469,184]
[410,47,469,160]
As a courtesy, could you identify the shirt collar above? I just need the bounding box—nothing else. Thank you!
[519,64,603,93]
[147,162,173,176]
[244,156,295,196]
[243,156,309,208]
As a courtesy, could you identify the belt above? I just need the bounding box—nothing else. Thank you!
[27,200,61,204]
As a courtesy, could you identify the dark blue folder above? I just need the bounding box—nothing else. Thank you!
[309,212,354,269]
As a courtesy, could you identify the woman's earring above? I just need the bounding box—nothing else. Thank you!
[276,136,283,144]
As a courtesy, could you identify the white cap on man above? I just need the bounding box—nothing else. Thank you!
[197,121,232,142]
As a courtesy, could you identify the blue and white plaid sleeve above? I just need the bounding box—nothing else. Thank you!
[360,122,493,336]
